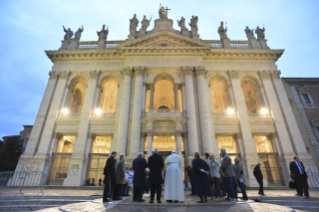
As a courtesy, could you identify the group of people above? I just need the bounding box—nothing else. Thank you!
[102,149,311,203]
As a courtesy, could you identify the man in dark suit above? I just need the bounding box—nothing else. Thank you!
[253,162,264,195]
[290,155,309,198]
[103,151,117,202]
[148,149,164,204]
[133,152,148,202]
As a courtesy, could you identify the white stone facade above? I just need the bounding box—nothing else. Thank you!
[16,14,317,187]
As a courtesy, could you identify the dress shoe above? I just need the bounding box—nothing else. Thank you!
[137,199,145,202]
[297,194,303,196]
[241,197,248,200]
[103,199,110,203]
[174,200,179,203]
[112,198,122,201]
[166,200,173,203]
[149,200,154,203]
[196,200,204,203]
[157,200,162,203]
[304,195,310,199]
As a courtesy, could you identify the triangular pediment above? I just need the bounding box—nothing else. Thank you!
[118,31,210,49]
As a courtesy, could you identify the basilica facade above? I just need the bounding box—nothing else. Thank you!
[17,8,318,187]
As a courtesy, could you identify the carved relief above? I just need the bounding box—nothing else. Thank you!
[89,70,101,79]
[227,70,239,79]
[70,164,80,176]
[258,70,270,80]
[271,70,281,80]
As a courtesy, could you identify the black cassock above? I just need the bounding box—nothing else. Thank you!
[192,158,212,197]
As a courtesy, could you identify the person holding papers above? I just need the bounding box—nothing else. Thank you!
[192,152,212,203]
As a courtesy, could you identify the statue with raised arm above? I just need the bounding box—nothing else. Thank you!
[63,26,74,41]
[177,17,188,30]
[244,26,255,40]
[189,16,198,31]
[74,26,84,41]
[97,25,109,41]
[218,21,228,39]
[140,15,152,31]
[159,6,167,19]
[255,26,265,40]
[130,14,139,31]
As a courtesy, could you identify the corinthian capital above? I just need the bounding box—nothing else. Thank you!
[195,66,207,76]
[181,66,194,76]
[89,70,101,79]
[121,67,133,77]
[271,70,281,80]
[227,70,239,79]
[59,71,71,79]
[49,71,59,80]
[134,66,147,76]
[258,70,270,80]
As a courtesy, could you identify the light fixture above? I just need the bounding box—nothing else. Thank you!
[94,108,102,116]
[226,108,234,115]
[154,136,157,139]
[172,136,175,139]
[61,108,69,115]
[260,108,269,115]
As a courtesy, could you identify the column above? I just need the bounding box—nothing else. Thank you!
[195,66,214,153]
[116,67,133,153]
[150,84,154,110]
[271,71,310,159]
[21,71,59,158]
[147,132,153,157]
[259,71,295,161]
[227,70,259,187]
[129,67,146,157]
[174,84,179,111]
[34,71,71,159]
[182,66,199,157]
[176,133,182,156]
[63,71,100,186]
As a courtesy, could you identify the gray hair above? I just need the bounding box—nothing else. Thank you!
[220,149,226,154]
[137,152,143,157]
[235,157,240,161]
[154,149,159,153]
[119,153,125,159]
[257,162,261,166]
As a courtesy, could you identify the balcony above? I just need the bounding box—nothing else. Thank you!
[212,113,239,126]
[143,109,186,122]
[56,113,81,126]
[90,113,116,126]
[248,113,274,126]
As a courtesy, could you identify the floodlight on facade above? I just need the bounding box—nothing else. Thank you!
[94,108,102,116]
[226,108,234,115]
[260,108,269,115]
[61,108,69,115]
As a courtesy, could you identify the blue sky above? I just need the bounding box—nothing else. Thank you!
[0,0,318,138]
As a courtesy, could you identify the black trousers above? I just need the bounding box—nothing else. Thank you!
[112,184,123,200]
[150,184,161,200]
[237,179,248,198]
[296,174,309,196]
[133,186,144,201]
[103,173,115,201]
[256,178,263,194]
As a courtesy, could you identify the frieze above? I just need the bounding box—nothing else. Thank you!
[54,62,124,67]
[205,61,274,66]
[126,58,201,62]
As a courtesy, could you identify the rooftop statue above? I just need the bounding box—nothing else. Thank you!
[177,17,188,30]
[140,15,152,31]
[159,6,168,19]
[130,14,139,31]
[189,16,198,31]
[244,26,255,40]
[97,25,109,41]
[255,26,265,40]
[63,26,74,41]
[74,26,84,41]
[218,21,228,39]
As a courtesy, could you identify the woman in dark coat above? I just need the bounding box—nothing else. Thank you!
[192,152,212,203]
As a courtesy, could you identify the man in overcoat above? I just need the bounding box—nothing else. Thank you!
[148,149,164,203]
[253,162,264,195]
[220,149,237,201]
[103,151,117,202]
[290,155,309,198]
[113,153,126,200]
[233,157,248,200]
[133,153,148,202]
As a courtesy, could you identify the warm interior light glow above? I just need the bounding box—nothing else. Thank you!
[61,108,69,115]
[172,136,175,139]
[154,136,157,139]
[94,108,102,116]
[260,108,268,115]
[226,108,234,115]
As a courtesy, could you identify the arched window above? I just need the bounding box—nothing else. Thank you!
[210,79,230,113]
[241,78,265,114]
[70,89,82,113]
[100,80,118,113]
[154,80,174,109]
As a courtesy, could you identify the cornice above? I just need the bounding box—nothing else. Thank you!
[282,78,319,84]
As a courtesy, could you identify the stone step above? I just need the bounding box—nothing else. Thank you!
[261,199,319,207]
[0,199,88,206]
[0,205,60,211]
[0,195,99,200]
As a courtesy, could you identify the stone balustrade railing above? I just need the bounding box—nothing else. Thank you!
[91,113,115,118]
[229,41,250,49]
[78,42,99,49]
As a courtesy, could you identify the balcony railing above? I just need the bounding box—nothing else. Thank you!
[78,42,99,49]
[230,41,250,49]
[91,113,115,118]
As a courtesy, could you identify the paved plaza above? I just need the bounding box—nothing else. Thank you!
[1,189,319,211]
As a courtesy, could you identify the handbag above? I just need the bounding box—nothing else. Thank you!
[289,179,296,189]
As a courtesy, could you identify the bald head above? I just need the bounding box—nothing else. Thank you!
[220,149,226,157]
[154,149,159,154]
[257,162,261,166]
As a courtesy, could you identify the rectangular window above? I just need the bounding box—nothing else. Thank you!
[302,94,310,104]
[26,133,31,138]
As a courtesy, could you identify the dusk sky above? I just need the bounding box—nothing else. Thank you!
[0,0,318,138]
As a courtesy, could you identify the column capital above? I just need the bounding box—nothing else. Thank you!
[258,70,271,80]
[227,70,239,79]
[89,70,101,79]
[134,66,147,76]
[49,71,59,80]
[121,67,133,77]
[195,66,207,76]
[58,71,71,80]
[181,66,194,76]
[271,70,281,80]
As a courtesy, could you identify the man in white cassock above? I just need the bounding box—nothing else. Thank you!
[164,150,185,202]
